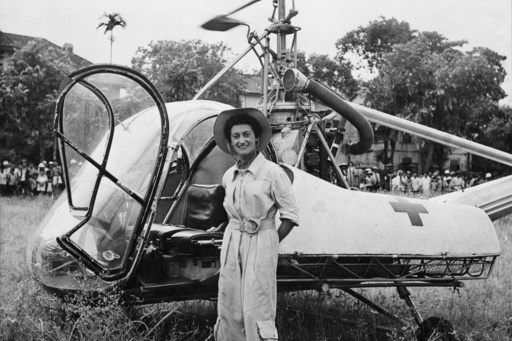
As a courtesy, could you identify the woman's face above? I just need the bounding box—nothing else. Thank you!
[230,124,258,158]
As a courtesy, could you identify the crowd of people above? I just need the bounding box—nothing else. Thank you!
[336,161,495,196]
[0,159,65,197]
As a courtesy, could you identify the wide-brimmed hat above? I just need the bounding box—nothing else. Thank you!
[213,108,271,154]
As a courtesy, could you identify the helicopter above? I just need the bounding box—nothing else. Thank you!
[26,0,512,339]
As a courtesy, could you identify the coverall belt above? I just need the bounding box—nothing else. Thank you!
[228,218,274,234]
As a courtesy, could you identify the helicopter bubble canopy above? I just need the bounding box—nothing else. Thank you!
[26,65,169,287]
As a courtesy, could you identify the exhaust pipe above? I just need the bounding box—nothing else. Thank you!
[283,68,374,155]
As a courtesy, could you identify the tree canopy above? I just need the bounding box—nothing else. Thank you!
[97,12,127,63]
[0,39,77,162]
[363,31,507,170]
[131,39,244,107]
[336,16,416,74]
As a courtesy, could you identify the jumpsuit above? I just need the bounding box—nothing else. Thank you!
[214,153,299,341]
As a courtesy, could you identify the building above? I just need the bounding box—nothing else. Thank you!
[240,74,262,108]
[0,31,91,72]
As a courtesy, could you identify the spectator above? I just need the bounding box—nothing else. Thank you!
[347,161,357,188]
[452,172,464,191]
[6,162,18,196]
[484,172,492,182]
[398,171,406,193]
[469,173,479,187]
[382,171,391,191]
[407,172,414,193]
[371,167,381,191]
[421,173,432,196]
[29,170,37,194]
[52,161,63,193]
[411,173,421,194]
[28,162,37,194]
[391,171,401,193]
[69,159,79,178]
[0,162,7,196]
[364,168,375,191]
[36,163,49,196]
[436,174,443,192]
[442,170,452,192]
[19,159,30,195]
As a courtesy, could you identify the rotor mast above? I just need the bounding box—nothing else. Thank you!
[276,0,287,75]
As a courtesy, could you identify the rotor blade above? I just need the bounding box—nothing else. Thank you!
[225,0,260,16]
[201,15,243,31]
[201,0,260,31]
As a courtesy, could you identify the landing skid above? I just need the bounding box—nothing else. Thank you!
[341,283,460,340]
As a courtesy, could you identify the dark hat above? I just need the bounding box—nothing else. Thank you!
[213,108,271,154]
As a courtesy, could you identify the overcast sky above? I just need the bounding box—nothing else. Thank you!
[1,0,511,105]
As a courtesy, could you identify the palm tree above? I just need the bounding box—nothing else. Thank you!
[97,12,127,63]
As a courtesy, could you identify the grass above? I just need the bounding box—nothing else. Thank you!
[1,194,512,340]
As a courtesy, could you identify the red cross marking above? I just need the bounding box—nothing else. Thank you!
[390,197,429,226]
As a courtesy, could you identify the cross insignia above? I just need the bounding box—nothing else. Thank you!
[390,197,429,226]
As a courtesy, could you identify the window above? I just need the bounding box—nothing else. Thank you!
[402,133,412,144]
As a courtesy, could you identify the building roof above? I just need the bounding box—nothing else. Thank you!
[0,31,92,68]
[0,32,34,51]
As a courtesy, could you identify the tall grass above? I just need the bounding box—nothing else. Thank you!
[1,195,512,340]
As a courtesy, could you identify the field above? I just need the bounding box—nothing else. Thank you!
[1,195,512,340]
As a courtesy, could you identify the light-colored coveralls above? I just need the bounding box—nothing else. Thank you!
[214,153,299,341]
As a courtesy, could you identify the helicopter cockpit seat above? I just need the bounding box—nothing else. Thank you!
[184,184,228,231]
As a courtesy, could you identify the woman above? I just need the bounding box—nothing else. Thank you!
[212,108,299,341]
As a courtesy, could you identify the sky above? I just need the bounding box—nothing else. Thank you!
[1,0,511,106]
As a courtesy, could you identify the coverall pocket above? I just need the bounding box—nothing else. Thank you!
[257,320,278,340]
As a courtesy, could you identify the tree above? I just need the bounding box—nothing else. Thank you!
[296,51,358,98]
[131,40,244,107]
[336,17,416,74]
[470,105,512,174]
[365,32,507,170]
[0,39,76,162]
[97,12,127,63]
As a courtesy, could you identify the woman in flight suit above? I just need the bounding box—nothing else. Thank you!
[212,108,299,340]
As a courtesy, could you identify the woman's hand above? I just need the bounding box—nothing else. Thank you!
[277,219,296,243]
